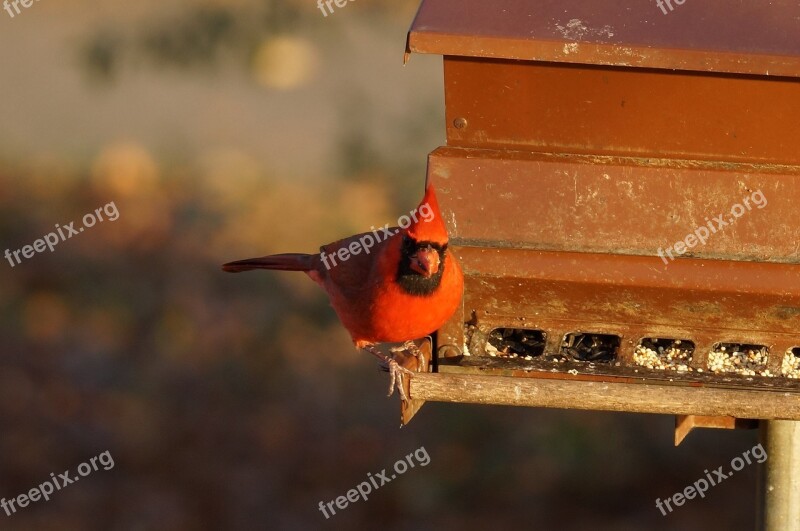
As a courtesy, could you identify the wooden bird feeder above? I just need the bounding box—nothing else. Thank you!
[400,0,800,448]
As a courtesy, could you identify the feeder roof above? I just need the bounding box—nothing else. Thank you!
[407,0,800,77]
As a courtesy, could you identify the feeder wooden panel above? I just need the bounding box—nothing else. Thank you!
[405,0,800,421]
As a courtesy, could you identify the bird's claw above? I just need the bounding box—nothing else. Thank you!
[363,344,417,401]
[390,340,428,372]
[386,358,414,400]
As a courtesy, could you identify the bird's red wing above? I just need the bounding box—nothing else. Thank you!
[318,228,399,297]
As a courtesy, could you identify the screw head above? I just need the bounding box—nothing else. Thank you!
[453,117,468,130]
[437,345,462,359]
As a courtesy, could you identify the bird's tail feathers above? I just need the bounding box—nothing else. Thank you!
[222,253,316,273]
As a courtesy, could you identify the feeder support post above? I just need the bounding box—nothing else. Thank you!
[758,420,800,531]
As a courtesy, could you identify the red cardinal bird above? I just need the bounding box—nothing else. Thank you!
[223,184,463,399]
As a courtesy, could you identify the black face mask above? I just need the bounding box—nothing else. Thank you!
[396,236,447,296]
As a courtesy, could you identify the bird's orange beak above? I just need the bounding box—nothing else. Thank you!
[410,246,440,278]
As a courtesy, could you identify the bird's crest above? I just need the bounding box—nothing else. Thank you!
[406,183,450,244]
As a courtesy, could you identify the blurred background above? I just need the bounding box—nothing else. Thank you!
[0,1,764,529]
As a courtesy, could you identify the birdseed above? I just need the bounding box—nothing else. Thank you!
[781,349,800,378]
[633,339,693,372]
[707,344,770,376]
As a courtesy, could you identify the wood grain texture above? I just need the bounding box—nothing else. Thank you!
[409,373,800,420]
